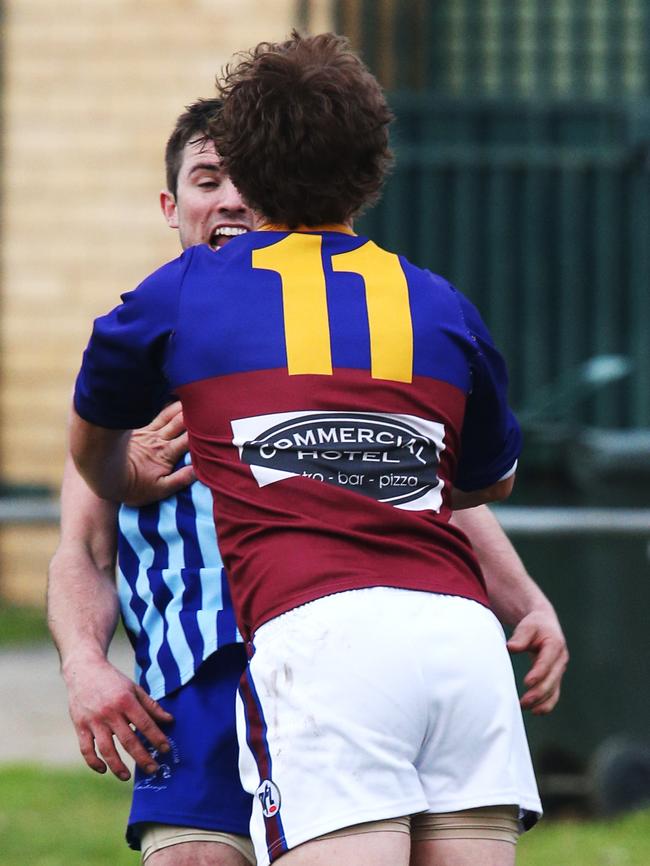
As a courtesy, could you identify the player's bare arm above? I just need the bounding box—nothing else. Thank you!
[48,455,173,780]
[69,400,194,506]
[452,505,569,714]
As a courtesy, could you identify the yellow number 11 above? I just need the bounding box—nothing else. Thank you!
[253,234,413,383]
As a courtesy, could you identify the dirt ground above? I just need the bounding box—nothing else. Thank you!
[0,639,133,767]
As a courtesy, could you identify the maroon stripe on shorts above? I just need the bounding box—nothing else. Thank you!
[240,663,288,861]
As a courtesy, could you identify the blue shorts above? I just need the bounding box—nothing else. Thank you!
[127,643,251,849]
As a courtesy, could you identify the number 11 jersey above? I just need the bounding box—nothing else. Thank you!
[74,226,521,641]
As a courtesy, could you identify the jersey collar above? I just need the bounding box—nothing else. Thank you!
[258,223,356,236]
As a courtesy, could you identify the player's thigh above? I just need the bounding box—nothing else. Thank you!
[147,840,251,866]
[141,824,255,866]
[409,806,519,866]
[278,830,410,866]
[410,837,516,866]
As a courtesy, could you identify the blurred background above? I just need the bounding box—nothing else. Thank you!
[0,0,648,853]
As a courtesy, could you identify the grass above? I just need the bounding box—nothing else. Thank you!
[517,808,650,865]
[0,603,129,647]
[1,764,649,865]
[0,603,50,646]
[0,765,136,866]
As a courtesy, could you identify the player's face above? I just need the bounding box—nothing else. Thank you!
[160,138,253,250]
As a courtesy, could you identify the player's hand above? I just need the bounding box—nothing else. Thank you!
[64,658,174,780]
[507,609,569,715]
[122,401,195,506]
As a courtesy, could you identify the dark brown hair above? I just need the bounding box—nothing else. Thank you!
[164,98,224,196]
[212,31,393,227]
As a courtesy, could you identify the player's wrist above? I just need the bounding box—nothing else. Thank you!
[60,645,112,682]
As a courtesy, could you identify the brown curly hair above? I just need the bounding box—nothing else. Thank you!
[164,98,223,196]
[212,31,393,227]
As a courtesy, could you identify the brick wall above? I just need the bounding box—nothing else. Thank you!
[1,0,334,604]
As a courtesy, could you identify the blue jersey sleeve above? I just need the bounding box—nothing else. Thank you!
[74,250,193,429]
[454,293,522,492]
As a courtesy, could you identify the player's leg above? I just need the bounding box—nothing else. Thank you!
[410,838,515,866]
[277,818,411,866]
[409,807,518,866]
[126,645,253,860]
[144,834,253,865]
[275,829,410,865]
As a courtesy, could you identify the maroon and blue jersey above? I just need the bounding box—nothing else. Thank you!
[75,227,521,640]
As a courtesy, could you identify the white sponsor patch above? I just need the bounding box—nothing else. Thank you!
[231,410,445,511]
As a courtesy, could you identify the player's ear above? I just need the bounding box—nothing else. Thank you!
[160,190,179,229]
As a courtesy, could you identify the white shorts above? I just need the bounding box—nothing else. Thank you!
[236,587,542,866]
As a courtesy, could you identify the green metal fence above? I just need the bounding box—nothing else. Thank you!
[334,0,650,98]
[324,1,650,428]
[357,96,650,429]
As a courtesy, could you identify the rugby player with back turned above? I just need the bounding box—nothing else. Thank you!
[71,31,542,866]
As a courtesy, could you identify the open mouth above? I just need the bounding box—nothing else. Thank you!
[209,226,249,250]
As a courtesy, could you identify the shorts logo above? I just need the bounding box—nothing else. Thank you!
[232,410,446,511]
[256,779,281,817]
[133,736,180,792]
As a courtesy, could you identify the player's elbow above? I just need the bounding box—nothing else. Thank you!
[452,474,515,510]
[484,473,515,503]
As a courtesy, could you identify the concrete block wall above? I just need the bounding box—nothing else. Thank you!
[1,0,334,605]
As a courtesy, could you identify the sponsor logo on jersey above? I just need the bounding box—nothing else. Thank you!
[232,410,446,511]
[256,779,281,817]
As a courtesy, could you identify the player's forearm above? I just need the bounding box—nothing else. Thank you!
[48,454,121,673]
[488,567,559,629]
[48,545,120,675]
[49,538,174,780]
[69,408,132,502]
[451,504,555,626]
